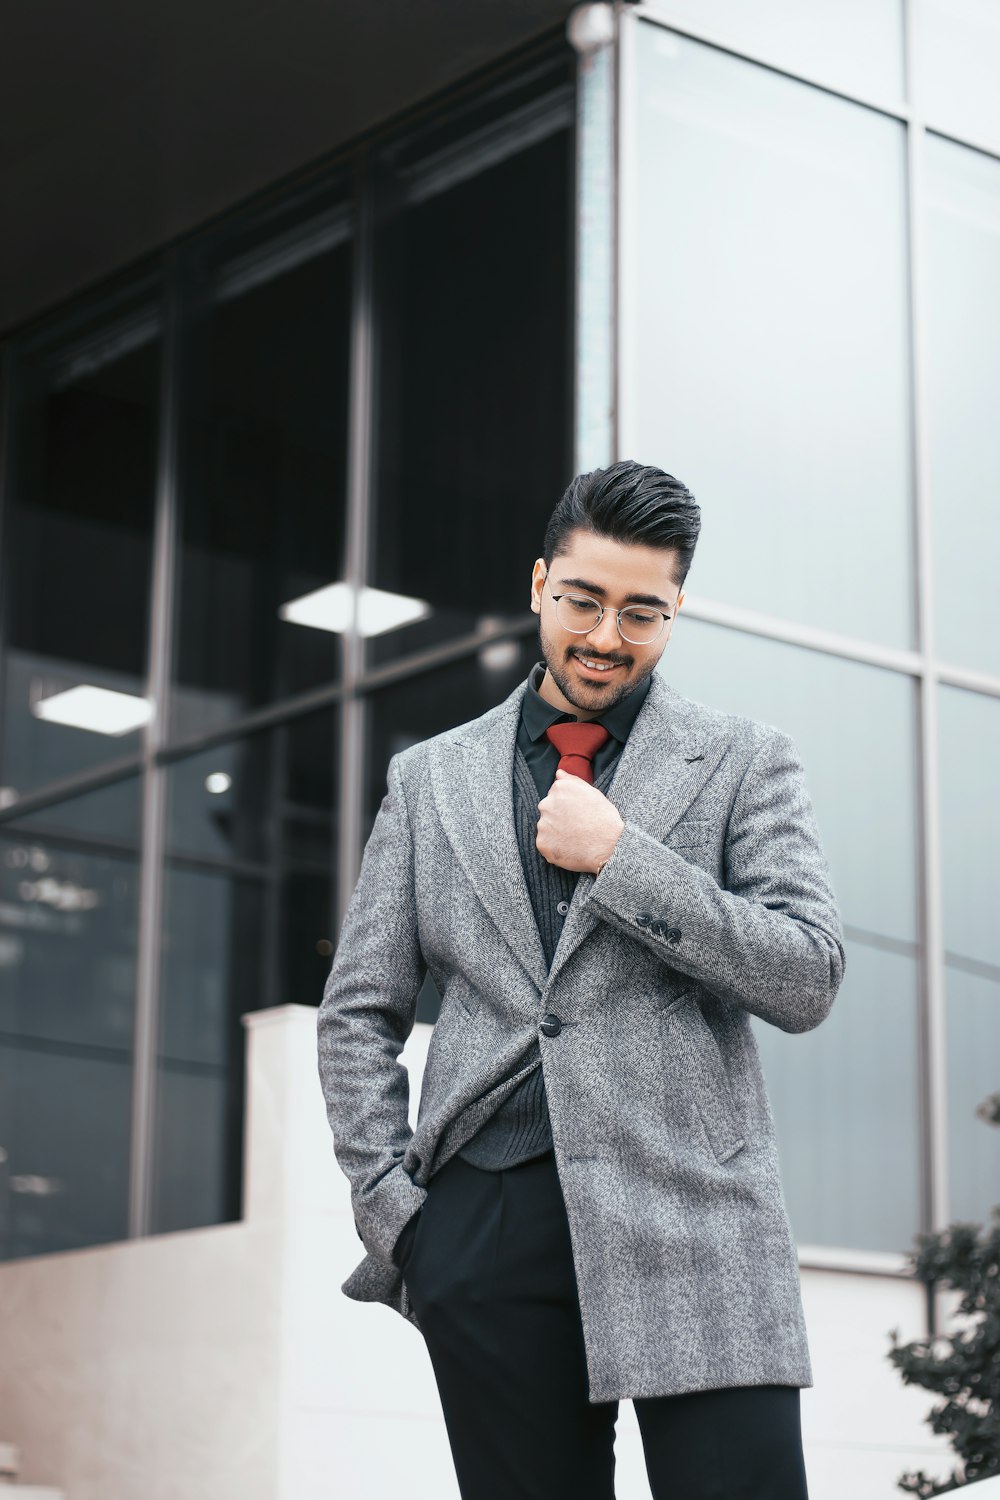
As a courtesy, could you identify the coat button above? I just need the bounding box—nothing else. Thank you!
[556,900,570,916]
[539,1013,562,1037]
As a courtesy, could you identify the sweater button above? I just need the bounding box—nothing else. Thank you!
[539,1013,562,1037]
[556,900,570,916]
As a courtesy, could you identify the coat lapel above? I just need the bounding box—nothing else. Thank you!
[426,667,728,997]
[427,677,550,991]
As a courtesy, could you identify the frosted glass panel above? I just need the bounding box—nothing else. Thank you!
[640,0,904,102]
[622,26,913,647]
[918,0,1000,148]
[939,687,1000,1222]
[938,687,1000,970]
[754,942,919,1253]
[946,969,1000,1225]
[661,621,918,944]
[658,627,921,1251]
[925,136,1000,676]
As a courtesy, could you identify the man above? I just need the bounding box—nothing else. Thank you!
[317,460,845,1499]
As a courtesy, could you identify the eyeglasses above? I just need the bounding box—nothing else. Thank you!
[544,573,675,645]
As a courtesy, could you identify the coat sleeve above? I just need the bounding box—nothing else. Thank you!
[585,725,846,1033]
[316,751,428,1261]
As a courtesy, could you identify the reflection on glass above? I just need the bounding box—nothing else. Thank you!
[925,135,1000,676]
[1,290,159,802]
[172,196,352,740]
[2,776,142,846]
[917,0,1000,149]
[366,637,541,1022]
[938,688,999,972]
[662,619,918,943]
[946,968,1000,1226]
[153,708,337,1232]
[165,736,270,864]
[939,687,1000,1223]
[0,779,142,1260]
[636,0,904,102]
[755,941,919,1252]
[661,620,921,1250]
[623,27,912,646]
[368,78,573,667]
[152,868,263,1234]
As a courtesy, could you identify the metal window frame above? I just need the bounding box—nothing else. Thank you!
[337,157,375,934]
[128,255,183,1237]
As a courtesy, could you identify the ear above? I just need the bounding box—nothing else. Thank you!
[530,558,546,611]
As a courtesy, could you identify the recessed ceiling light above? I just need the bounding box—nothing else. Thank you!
[279,581,431,637]
[32,685,152,736]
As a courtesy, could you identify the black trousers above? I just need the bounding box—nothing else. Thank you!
[398,1147,810,1500]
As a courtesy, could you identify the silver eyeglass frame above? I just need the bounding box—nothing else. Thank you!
[543,571,675,645]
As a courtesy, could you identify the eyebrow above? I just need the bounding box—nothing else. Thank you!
[556,577,676,611]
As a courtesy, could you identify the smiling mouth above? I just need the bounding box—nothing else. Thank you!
[573,654,625,676]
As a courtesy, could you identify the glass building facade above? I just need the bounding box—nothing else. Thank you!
[615,0,1000,1255]
[0,2,997,1272]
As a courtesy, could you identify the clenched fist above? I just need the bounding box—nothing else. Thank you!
[535,767,625,875]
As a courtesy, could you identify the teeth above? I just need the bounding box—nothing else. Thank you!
[580,658,614,671]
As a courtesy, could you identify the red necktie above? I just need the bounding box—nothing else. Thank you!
[543,722,611,785]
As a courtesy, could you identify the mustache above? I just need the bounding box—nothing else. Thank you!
[571,651,628,667]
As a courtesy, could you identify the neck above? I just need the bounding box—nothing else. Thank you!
[536,666,603,721]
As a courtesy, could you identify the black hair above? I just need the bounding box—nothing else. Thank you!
[542,459,701,589]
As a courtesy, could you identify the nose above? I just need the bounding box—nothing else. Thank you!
[584,610,624,655]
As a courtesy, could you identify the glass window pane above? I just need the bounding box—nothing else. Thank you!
[622,26,913,647]
[946,969,1000,1226]
[1,776,141,845]
[664,620,918,944]
[917,0,1000,149]
[368,75,573,667]
[1,288,160,802]
[758,942,920,1251]
[939,686,1000,1223]
[662,623,921,1251]
[639,0,905,103]
[925,135,1000,676]
[152,868,264,1234]
[172,192,352,740]
[938,687,998,970]
[0,777,142,1260]
[152,708,338,1233]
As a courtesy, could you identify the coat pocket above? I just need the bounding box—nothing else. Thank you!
[664,992,746,1164]
[441,975,481,1018]
[664,817,713,848]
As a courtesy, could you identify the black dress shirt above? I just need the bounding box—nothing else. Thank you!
[517,657,653,801]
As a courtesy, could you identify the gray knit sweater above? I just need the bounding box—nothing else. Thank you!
[456,743,620,1169]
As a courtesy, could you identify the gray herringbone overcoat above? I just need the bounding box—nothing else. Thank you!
[316,666,846,1402]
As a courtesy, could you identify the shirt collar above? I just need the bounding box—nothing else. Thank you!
[521,658,653,747]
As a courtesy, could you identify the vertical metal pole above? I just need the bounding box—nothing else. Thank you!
[569,7,618,474]
[610,2,623,465]
[0,344,15,758]
[128,256,182,1238]
[902,0,950,1316]
[337,162,376,928]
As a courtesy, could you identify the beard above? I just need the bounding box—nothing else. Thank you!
[537,617,657,716]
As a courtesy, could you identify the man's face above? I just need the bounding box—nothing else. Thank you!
[529,528,685,720]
